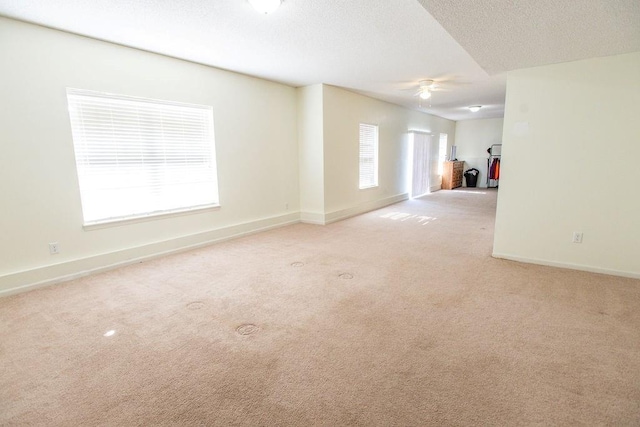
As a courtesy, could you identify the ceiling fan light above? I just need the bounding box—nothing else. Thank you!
[248,0,281,14]
[419,90,431,100]
[468,105,482,112]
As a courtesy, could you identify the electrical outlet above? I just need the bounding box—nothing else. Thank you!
[49,242,60,254]
[572,232,583,244]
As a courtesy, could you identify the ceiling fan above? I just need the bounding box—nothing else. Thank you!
[414,80,438,100]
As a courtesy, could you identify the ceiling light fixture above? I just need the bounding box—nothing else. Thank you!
[416,80,435,100]
[248,0,281,14]
[469,105,482,113]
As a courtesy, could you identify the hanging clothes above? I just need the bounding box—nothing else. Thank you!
[490,158,501,180]
[487,144,502,188]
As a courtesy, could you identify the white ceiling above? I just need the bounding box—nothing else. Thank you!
[0,0,638,121]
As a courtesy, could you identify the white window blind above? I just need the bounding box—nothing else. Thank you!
[66,88,219,225]
[359,123,378,189]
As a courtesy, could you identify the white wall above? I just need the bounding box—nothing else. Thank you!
[297,85,325,223]
[454,118,504,187]
[321,85,456,222]
[0,19,458,295]
[494,52,640,278]
[0,18,299,294]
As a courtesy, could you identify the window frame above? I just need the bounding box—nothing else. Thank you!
[66,88,220,227]
[358,123,379,189]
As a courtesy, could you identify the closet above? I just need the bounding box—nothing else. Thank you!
[487,144,501,188]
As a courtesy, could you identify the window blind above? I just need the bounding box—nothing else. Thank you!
[66,88,219,225]
[359,123,378,189]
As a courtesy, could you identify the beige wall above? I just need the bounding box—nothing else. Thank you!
[297,84,325,222]
[0,18,299,294]
[0,18,457,295]
[321,85,456,222]
[454,118,504,187]
[493,52,640,278]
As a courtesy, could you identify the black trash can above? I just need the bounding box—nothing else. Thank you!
[464,168,479,188]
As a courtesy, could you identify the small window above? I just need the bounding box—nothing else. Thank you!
[359,123,379,189]
[66,88,219,225]
[438,133,448,175]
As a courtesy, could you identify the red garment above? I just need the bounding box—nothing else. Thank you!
[490,158,501,180]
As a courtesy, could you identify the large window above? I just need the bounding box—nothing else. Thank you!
[359,123,379,189]
[66,88,219,225]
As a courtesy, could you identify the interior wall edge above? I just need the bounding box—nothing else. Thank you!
[492,252,640,280]
[299,212,326,225]
[0,212,301,297]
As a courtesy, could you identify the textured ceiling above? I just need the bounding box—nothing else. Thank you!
[0,0,637,121]
[417,0,640,75]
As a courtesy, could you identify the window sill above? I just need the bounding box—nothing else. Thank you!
[359,185,379,191]
[83,204,221,231]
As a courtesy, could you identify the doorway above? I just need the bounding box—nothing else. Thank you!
[409,131,432,198]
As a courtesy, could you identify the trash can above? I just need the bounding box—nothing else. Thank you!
[464,168,479,188]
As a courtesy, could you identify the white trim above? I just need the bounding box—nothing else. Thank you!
[0,213,300,297]
[492,252,640,280]
[301,194,409,225]
[2,194,412,296]
[83,205,221,230]
[324,193,409,224]
[299,212,325,225]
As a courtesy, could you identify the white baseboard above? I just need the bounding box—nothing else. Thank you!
[324,193,409,224]
[430,184,442,192]
[300,193,409,226]
[299,211,325,225]
[0,212,301,297]
[492,252,640,280]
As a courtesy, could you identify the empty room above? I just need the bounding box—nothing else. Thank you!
[1,0,639,425]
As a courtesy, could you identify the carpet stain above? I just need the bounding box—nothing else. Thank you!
[339,273,354,280]
[236,324,260,336]
[186,301,205,310]
[5,190,640,426]
[291,262,304,267]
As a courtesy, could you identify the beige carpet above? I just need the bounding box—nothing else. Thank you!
[2,189,639,426]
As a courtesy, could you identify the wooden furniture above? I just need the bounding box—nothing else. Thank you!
[442,161,464,190]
